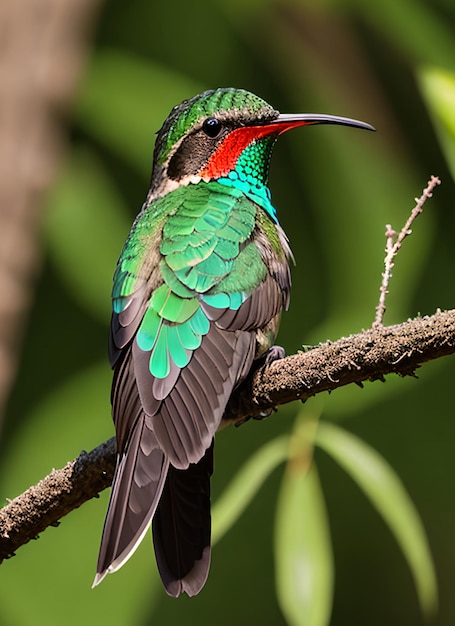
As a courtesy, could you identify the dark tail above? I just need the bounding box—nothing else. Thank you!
[152,440,214,597]
[93,418,168,587]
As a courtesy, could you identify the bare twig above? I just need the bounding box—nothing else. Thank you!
[1,308,455,562]
[373,176,441,327]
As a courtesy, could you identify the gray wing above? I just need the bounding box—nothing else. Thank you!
[94,348,169,586]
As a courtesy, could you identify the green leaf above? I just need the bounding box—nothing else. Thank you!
[212,435,289,544]
[275,463,333,626]
[418,66,455,182]
[316,421,438,619]
[44,147,132,323]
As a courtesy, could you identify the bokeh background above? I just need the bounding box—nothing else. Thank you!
[1,0,454,625]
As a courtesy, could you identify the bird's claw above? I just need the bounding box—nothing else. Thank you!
[263,344,286,366]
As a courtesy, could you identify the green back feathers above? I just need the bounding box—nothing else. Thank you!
[114,182,269,378]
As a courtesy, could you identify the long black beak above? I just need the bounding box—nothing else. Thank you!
[274,113,375,133]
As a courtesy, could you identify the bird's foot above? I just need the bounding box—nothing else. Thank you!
[252,345,285,420]
[262,344,286,366]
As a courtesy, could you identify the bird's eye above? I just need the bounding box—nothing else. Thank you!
[202,117,222,138]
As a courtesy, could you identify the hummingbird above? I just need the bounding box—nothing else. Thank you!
[93,88,374,596]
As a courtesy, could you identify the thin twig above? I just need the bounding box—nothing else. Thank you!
[373,176,441,327]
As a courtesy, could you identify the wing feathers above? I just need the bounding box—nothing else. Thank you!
[94,417,169,585]
[111,347,143,453]
[152,325,256,469]
[109,282,149,367]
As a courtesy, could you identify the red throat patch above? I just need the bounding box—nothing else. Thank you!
[200,121,309,179]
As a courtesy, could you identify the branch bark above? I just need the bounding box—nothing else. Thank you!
[1,308,454,562]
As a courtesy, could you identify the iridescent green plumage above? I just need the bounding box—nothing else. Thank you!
[114,182,270,381]
[95,87,373,598]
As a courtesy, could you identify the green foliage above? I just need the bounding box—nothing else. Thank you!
[44,148,132,323]
[212,435,289,544]
[76,49,201,176]
[419,67,455,182]
[2,0,455,625]
[316,421,438,619]
[276,464,333,626]
[275,417,333,626]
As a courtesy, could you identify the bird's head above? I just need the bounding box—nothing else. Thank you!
[149,88,374,200]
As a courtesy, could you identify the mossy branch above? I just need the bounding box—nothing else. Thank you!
[1,308,454,562]
[1,176,452,564]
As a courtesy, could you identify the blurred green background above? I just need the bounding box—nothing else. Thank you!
[1,0,455,624]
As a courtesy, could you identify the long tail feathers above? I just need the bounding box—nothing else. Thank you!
[93,417,169,587]
[94,420,214,597]
[152,441,214,597]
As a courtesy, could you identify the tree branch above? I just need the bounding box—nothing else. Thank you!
[1,308,454,562]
